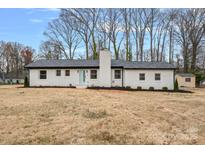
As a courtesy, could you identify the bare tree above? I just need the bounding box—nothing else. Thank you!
[0,41,6,75]
[21,47,33,65]
[154,9,177,63]
[154,11,167,62]
[0,41,35,79]
[103,9,124,60]
[174,9,192,72]
[97,9,113,50]
[44,11,81,59]
[144,9,160,62]
[64,8,101,59]
[166,9,178,64]
[39,40,62,60]
[121,8,132,61]
[131,9,148,62]
[187,9,205,71]
[38,8,205,73]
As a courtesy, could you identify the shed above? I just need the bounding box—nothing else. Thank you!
[175,73,196,88]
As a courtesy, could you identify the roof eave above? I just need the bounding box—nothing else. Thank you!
[25,66,100,69]
[124,68,176,70]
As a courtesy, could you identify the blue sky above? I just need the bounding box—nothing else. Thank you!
[0,8,60,52]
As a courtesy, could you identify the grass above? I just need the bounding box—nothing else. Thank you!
[83,109,108,119]
[0,85,205,144]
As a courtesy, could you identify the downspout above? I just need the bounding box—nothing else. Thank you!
[28,69,30,87]
[173,68,175,90]
[2,71,5,83]
[122,68,124,87]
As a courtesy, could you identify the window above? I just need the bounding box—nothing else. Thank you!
[40,70,47,79]
[90,70,97,79]
[139,73,145,80]
[185,78,191,82]
[155,73,161,81]
[65,70,70,76]
[114,70,121,79]
[56,70,61,76]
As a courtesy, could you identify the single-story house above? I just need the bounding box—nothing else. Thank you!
[175,73,196,88]
[25,49,176,90]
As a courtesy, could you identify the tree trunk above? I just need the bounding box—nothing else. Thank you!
[126,34,129,61]
[113,41,119,60]
[92,33,97,60]
[169,27,173,64]
[184,47,189,73]
[135,31,139,61]
[85,35,89,60]
[191,44,197,71]
[150,32,153,61]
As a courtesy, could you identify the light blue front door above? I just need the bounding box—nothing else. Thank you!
[79,70,86,85]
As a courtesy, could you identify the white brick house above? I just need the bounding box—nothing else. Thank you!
[26,49,175,90]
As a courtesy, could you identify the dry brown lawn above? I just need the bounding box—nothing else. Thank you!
[0,85,205,144]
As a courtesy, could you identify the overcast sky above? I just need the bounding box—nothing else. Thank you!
[0,8,60,51]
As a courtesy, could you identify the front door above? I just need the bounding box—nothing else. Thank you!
[79,70,86,85]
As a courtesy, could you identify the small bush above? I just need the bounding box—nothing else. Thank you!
[137,86,142,90]
[83,109,107,119]
[24,76,29,87]
[149,87,154,91]
[162,87,168,91]
[195,73,205,86]
[174,79,179,91]
[125,86,131,89]
[16,80,19,84]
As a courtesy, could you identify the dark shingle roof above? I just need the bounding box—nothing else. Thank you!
[25,59,175,69]
[176,73,195,77]
[123,61,175,69]
[26,59,99,68]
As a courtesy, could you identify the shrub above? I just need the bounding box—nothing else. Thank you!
[125,86,131,89]
[83,109,107,119]
[162,87,168,91]
[16,80,19,84]
[24,76,29,87]
[174,79,179,91]
[149,87,154,91]
[195,73,205,86]
[137,86,142,90]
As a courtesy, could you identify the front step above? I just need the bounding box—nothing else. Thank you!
[76,85,87,89]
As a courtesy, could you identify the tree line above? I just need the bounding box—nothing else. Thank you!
[40,8,205,73]
[0,8,205,80]
[0,41,35,79]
